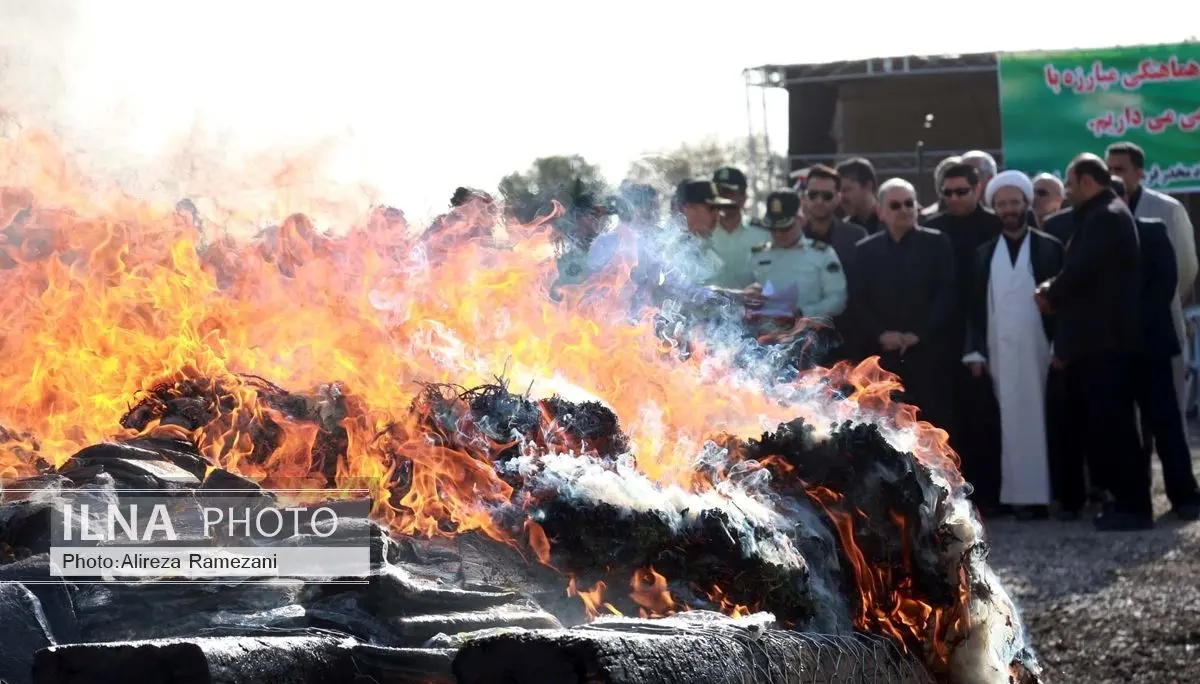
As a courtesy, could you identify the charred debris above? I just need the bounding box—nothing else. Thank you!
[0,374,1032,683]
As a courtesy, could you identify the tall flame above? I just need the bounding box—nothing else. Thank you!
[0,127,976,674]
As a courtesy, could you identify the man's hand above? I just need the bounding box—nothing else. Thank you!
[1034,281,1056,314]
[968,361,988,378]
[742,283,766,310]
[1034,290,1055,314]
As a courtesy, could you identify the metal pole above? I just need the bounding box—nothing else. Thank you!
[744,70,759,209]
[760,83,773,189]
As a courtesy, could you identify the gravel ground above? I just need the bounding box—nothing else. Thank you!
[986,444,1200,684]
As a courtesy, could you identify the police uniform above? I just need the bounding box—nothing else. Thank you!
[710,218,770,289]
[747,192,848,338]
[710,167,770,289]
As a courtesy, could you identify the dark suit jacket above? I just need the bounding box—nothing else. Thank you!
[965,229,1064,358]
[1044,189,1142,357]
[1041,207,1074,244]
[1136,217,1182,358]
[805,219,868,287]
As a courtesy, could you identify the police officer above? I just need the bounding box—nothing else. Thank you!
[742,190,848,352]
[710,166,770,289]
[549,193,610,299]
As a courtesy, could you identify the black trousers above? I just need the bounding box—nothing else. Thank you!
[1136,355,1200,508]
[1073,353,1150,517]
[877,348,954,434]
[1046,366,1087,511]
[953,369,1002,507]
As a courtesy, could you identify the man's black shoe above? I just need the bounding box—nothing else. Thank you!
[976,504,1008,520]
[1014,506,1049,521]
[1170,503,1200,521]
[1056,508,1082,522]
[1093,511,1154,532]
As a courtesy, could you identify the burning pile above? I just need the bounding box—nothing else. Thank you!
[0,128,1041,684]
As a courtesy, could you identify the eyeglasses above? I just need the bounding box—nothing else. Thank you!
[941,187,973,198]
[887,199,916,211]
[805,190,835,202]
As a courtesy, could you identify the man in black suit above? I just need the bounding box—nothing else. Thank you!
[923,163,1004,512]
[1035,154,1147,530]
[1109,177,1200,520]
[852,178,956,431]
[800,164,868,363]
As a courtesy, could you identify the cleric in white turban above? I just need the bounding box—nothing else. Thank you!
[963,167,1066,518]
[985,169,1034,207]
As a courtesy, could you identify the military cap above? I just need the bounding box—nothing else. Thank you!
[762,190,801,230]
[678,179,736,207]
[713,167,748,193]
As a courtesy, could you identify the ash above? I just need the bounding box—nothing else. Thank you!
[0,379,1044,684]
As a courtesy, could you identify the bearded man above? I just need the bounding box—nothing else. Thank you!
[963,170,1065,518]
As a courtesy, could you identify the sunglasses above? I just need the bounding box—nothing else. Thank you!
[887,199,916,211]
[805,190,835,202]
[941,187,974,198]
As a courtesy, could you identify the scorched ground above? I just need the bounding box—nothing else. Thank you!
[1,129,1039,684]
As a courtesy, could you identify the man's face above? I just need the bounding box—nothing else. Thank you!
[770,221,803,247]
[1033,180,1063,217]
[840,179,871,213]
[717,188,746,224]
[684,202,718,234]
[941,175,978,216]
[801,177,839,221]
[992,187,1028,231]
[717,187,747,208]
[1105,152,1143,193]
[878,187,917,230]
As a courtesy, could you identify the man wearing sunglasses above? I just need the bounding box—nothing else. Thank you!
[924,163,1004,474]
[1031,173,1065,229]
[799,165,867,361]
[851,178,956,432]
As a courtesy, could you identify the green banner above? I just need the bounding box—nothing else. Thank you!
[999,42,1200,193]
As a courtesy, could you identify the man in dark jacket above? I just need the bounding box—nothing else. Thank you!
[801,164,868,363]
[1104,175,1200,521]
[1041,206,1075,243]
[1035,154,1147,531]
[853,178,956,430]
[836,158,882,235]
[923,163,1003,507]
[1133,213,1200,520]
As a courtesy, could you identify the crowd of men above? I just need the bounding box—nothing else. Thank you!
[540,143,1200,532]
[6,140,1196,532]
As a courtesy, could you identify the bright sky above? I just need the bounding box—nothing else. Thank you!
[2,0,1195,221]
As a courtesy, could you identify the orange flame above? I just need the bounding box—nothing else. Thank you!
[0,128,975,672]
[525,520,552,567]
[567,577,621,618]
[630,566,678,618]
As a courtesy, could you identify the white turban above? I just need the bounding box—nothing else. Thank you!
[985,169,1034,206]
